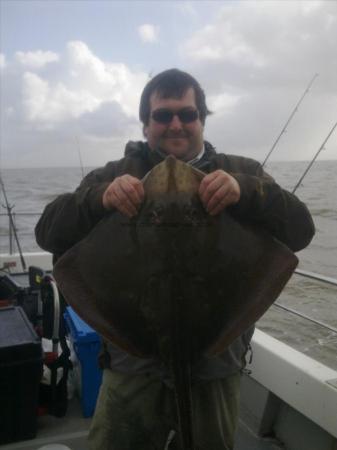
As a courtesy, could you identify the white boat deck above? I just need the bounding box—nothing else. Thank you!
[1,252,337,450]
[2,333,336,450]
[0,396,284,450]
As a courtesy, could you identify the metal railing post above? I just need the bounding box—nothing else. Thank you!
[8,207,15,255]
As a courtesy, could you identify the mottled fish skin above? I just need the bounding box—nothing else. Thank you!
[143,155,204,197]
[54,155,298,450]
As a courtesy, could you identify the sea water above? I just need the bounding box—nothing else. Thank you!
[1,160,336,370]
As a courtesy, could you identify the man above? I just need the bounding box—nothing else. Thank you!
[35,69,315,450]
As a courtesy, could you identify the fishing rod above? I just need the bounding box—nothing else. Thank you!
[0,173,27,271]
[76,136,85,179]
[262,73,319,167]
[274,302,337,335]
[292,120,337,194]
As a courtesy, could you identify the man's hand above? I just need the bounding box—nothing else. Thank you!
[102,175,144,218]
[199,170,241,216]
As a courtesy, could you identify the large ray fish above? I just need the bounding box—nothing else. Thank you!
[54,156,298,450]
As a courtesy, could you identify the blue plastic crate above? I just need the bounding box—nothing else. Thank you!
[64,307,102,417]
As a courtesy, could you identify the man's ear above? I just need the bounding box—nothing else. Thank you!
[143,125,148,138]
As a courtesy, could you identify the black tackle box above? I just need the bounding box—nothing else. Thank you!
[0,305,43,444]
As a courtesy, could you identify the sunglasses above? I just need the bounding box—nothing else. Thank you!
[151,108,199,124]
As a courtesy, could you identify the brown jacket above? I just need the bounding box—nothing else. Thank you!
[35,141,315,380]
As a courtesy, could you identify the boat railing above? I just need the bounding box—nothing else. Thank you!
[0,211,41,254]
[1,211,337,335]
[274,269,337,335]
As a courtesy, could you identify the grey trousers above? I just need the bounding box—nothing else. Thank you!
[88,369,241,450]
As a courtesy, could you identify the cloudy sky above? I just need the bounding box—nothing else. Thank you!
[1,0,336,168]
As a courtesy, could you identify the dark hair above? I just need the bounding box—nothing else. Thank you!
[139,68,211,126]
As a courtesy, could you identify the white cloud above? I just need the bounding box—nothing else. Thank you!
[0,53,6,69]
[182,21,265,66]
[22,72,100,125]
[302,1,323,15]
[192,44,223,62]
[182,1,337,162]
[207,92,241,114]
[5,106,15,117]
[138,24,159,43]
[65,41,147,117]
[18,41,148,129]
[1,2,337,168]
[189,39,261,65]
[176,2,198,17]
[182,1,337,77]
[15,50,60,68]
[1,41,148,167]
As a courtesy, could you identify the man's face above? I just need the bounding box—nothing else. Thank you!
[144,87,204,161]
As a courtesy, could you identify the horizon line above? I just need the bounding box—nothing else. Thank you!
[2,158,337,170]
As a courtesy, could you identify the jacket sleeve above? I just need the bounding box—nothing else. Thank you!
[228,158,315,252]
[35,167,114,256]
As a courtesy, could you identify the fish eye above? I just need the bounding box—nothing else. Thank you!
[148,205,165,224]
[183,204,200,223]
